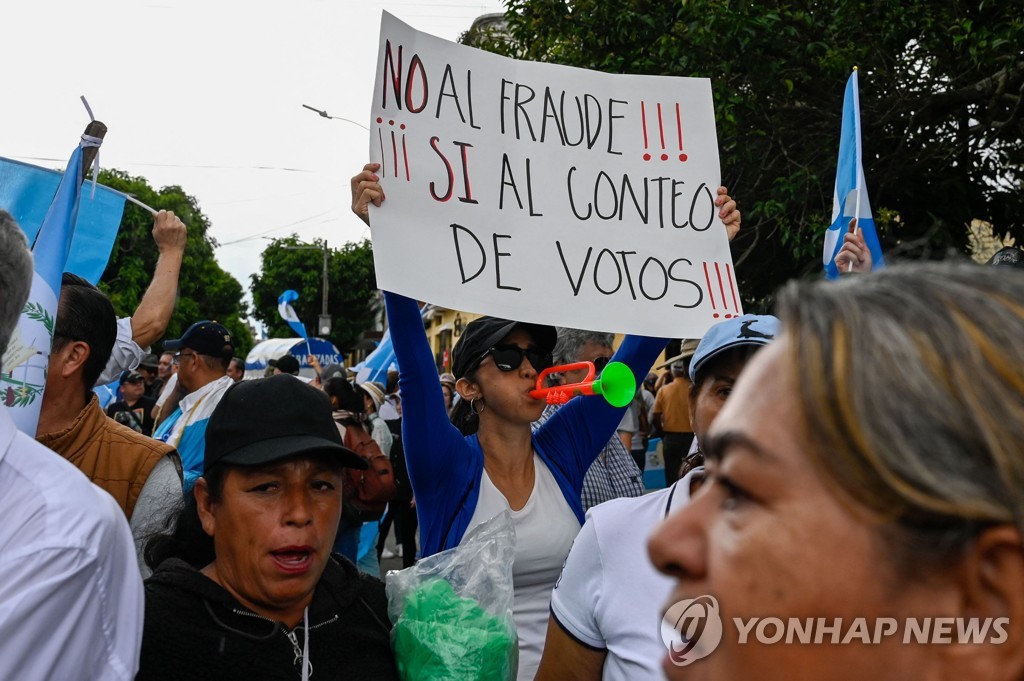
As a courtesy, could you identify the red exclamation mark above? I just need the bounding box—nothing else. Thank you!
[676,103,687,162]
[376,117,386,176]
[401,123,410,182]
[389,120,398,179]
[641,101,651,161]
[703,262,718,318]
[715,263,731,318]
[726,264,740,314]
[656,103,667,161]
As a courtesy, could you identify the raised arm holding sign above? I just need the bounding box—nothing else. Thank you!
[356,13,742,681]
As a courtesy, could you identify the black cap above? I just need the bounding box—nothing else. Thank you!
[139,353,160,369]
[165,320,235,359]
[275,354,301,375]
[450,316,557,379]
[204,374,367,473]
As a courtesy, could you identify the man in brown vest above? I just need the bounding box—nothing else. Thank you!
[36,274,182,574]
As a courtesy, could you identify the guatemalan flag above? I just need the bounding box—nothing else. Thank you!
[278,290,308,340]
[822,69,885,279]
[0,156,125,284]
[1,136,100,433]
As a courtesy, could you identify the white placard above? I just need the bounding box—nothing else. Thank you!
[369,12,742,338]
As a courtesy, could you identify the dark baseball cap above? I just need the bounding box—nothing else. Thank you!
[451,316,557,379]
[275,354,301,375]
[164,320,235,359]
[204,374,367,473]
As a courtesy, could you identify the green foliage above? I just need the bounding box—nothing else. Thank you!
[476,0,1024,300]
[250,237,378,353]
[96,169,253,357]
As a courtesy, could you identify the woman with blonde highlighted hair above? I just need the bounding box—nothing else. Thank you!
[650,261,1024,681]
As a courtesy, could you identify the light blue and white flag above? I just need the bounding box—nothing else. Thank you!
[823,69,885,279]
[278,289,308,339]
[2,136,99,433]
[0,156,126,284]
[354,329,396,385]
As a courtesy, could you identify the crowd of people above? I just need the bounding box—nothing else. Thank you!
[0,153,1023,681]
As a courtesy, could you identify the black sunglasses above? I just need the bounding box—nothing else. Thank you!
[592,356,612,372]
[484,344,552,373]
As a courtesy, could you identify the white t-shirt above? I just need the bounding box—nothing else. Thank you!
[549,470,698,681]
[466,455,582,681]
[155,372,178,409]
[379,393,401,420]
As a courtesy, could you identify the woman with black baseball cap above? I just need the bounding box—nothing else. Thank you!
[352,164,685,680]
[138,375,398,680]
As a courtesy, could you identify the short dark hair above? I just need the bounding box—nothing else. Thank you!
[54,273,116,393]
[385,370,400,394]
[323,376,363,414]
[199,354,231,372]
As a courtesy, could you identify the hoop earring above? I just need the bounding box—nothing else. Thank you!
[470,397,485,415]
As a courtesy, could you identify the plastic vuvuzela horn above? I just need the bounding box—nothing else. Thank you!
[530,361,636,408]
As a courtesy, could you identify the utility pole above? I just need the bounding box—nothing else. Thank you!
[281,243,332,336]
[319,246,331,336]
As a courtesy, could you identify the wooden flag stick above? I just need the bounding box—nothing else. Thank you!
[80,120,107,182]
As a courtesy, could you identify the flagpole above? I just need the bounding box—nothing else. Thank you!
[122,192,158,215]
[848,66,861,273]
[851,67,862,237]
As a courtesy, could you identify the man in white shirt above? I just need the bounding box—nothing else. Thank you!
[0,210,143,680]
[535,314,779,681]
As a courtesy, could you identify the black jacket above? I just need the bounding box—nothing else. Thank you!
[138,556,399,680]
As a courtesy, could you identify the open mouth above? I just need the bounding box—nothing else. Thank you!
[270,548,314,574]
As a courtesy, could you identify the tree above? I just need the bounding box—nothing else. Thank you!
[475,0,1024,302]
[97,169,253,357]
[250,236,378,353]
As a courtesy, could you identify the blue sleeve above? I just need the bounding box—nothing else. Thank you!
[534,334,666,490]
[384,292,478,544]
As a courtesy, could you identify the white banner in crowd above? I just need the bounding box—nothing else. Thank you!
[368,12,741,338]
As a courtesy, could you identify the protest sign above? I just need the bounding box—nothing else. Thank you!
[369,12,741,338]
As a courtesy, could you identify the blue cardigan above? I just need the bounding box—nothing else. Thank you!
[385,292,667,557]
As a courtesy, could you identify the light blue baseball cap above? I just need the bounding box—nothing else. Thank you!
[689,314,781,382]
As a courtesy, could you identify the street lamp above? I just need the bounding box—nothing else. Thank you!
[301,104,370,132]
[282,244,331,337]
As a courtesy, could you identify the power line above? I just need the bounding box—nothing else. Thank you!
[9,155,328,174]
[216,210,337,247]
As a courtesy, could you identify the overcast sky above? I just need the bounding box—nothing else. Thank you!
[1,0,504,319]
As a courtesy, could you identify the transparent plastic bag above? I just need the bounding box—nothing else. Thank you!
[386,511,518,681]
